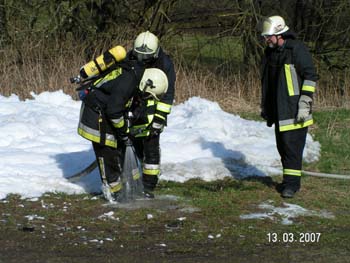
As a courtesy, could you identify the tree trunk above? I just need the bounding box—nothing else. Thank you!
[0,0,9,47]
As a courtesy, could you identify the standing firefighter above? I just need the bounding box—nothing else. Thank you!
[260,16,319,198]
[127,31,176,198]
[77,63,169,202]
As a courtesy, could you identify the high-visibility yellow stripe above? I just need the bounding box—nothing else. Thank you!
[155,113,166,120]
[131,123,149,130]
[283,169,302,176]
[134,130,150,137]
[284,64,294,96]
[130,126,148,136]
[302,85,315,92]
[98,157,107,183]
[143,168,160,176]
[147,100,155,106]
[110,182,122,193]
[111,118,124,128]
[94,68,122,87]
[125,98,133,108]
[279,119,313,132]
[78,127,117,148]
[156,102,172,113]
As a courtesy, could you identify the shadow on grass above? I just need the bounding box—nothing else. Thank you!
[241,175,278,188]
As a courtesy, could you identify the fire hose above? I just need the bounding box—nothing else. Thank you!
[302,170,350,180]
[67,161,350,182]
[67,160,98,182]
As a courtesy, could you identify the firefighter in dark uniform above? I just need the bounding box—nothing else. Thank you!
[127,31,176,198]
[260,16,319,198]
[77,64,169,202]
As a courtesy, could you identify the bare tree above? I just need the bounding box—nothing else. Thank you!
[0,0,9,47]
[236,0,263,71]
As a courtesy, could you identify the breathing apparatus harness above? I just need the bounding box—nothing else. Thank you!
[71,60,135,92]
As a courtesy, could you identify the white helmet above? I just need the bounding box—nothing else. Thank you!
[261,16,289,36]
[139,68,168,100]
[133,31,160,62]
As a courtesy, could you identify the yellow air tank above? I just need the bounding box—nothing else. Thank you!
[79,45,127,79]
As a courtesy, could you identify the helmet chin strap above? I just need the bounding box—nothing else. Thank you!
[141,92,153,99]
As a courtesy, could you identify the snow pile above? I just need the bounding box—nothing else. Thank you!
[0,91,320,199]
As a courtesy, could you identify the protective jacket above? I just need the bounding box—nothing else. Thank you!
[128,94,161,138]
[261,34,318,132]
[127,48,175,127]
[77,63,145,148]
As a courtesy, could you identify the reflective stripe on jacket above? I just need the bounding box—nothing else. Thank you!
[128,97,172,138]
[126,49,175,127]
[261,38,318,132]
[78,102,118,148]
[77,65,144,147]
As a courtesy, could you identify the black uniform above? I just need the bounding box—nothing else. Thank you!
[261,31,318,192]
[127,48,176,192]
[78,63,145,190]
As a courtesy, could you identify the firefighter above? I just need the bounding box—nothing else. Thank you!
[77,64,169,202]
[127,31,176,198]
[260,15,319,198]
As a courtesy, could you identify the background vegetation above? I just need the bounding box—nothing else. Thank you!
[1,2,350,261]
[0,0,349,112]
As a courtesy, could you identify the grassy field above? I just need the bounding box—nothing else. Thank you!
[171,34,243,71]
[304,110,350,175]
[1,109,349,263]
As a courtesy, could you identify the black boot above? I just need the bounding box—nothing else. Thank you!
[281,188,297,198]
[142,189,155,199]
[279,175,300,198]
[142,175,157,199]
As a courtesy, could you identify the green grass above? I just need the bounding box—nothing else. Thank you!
[304,109,350,174]
[1,109,350,262]
[1,175,349,262]
[168,34,243,70]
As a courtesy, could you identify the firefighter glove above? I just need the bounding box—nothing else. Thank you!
[296,95,312,122]
[117,132,132,147]
[114,121,130,144]
[150,116,165,137]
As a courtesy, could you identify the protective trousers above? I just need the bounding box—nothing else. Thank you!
[92,142,124,185]
[275,126,308,192]
[132,134,160,191]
